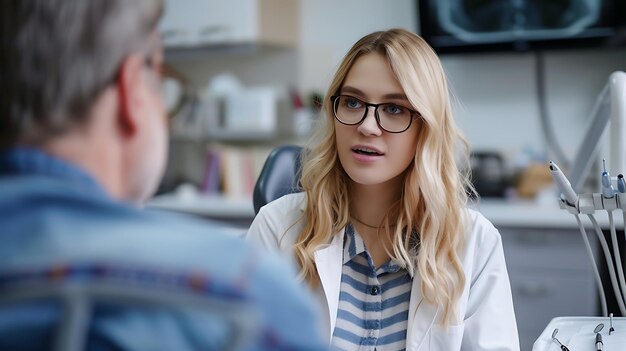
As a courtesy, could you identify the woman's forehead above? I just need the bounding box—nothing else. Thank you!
[342,53,405,101]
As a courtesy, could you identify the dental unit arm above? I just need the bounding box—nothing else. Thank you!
[568,71,626,192]
[549,71,626,319]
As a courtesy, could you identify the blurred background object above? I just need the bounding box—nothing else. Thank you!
[516,162,555,199]
[470,151,508,198]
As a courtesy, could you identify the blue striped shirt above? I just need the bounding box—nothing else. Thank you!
[331,224,413,351]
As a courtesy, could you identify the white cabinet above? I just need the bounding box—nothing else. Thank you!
[160,0,299,48]
[500,227,598,351]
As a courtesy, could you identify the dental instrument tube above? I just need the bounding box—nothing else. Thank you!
[618,174,626,193]
[608,211,626,307]
[575,214,608,316]
[549,161,578,206]
[589,214,626,315]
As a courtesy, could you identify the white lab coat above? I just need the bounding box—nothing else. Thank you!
[246,193,520,351]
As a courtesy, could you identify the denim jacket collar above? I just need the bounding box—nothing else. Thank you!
[0,147,107,197]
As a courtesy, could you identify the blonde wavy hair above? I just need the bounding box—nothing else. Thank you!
[294,28,474,325]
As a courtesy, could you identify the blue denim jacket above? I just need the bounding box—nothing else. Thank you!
[0,148,326,350]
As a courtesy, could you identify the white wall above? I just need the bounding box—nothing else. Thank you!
[446,49,626,159]
[298,0,416,93]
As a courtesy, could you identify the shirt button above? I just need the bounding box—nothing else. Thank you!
[370,286,379,295]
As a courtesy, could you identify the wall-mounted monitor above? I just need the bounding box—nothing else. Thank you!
[418,0,626,54]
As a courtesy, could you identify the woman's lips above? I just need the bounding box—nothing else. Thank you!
[351,148,384,163]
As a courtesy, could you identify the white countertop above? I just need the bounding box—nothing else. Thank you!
[149,192,622,229]
[149,193,255,218]
[475,199,576,228]
[476,198,622,229]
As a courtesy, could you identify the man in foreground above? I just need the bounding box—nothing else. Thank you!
[0,1,325,349]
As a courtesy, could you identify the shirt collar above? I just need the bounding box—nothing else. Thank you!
[342,223,406,274]
[343,223,366,264]
[0,147,108,197]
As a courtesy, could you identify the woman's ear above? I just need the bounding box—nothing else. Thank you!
[115,54,145,137]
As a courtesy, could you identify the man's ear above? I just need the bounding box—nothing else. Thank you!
[116,54,145,136]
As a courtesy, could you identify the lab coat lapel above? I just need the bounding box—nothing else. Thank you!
[313,231,344,338]
[406,270,439,350]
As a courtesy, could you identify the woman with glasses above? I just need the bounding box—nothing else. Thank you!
[246,28,519,351]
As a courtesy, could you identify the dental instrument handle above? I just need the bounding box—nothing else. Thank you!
[601,159,615,198]
[596,332,603,351]
[602,172,614,198]
[549,161,578,205]
[618,174,626,193]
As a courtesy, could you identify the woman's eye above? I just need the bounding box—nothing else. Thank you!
[345,98,363,109]
[384,104,405,115]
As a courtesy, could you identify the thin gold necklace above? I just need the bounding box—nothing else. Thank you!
[351,215,396,229]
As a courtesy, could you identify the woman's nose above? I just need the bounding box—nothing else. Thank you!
[357,107,382,136]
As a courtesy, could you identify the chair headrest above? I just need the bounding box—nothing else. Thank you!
[253,145,303,214]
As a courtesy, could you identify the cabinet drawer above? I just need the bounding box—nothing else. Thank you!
[500,227,594,271]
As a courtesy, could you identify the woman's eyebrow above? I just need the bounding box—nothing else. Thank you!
[382,93,409,101]
[340,86,409,101]
[340,86,365,96]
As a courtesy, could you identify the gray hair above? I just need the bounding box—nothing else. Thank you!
[0,0,164,149]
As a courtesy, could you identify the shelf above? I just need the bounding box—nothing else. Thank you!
[169,130,280,143]
[164,43,289,62]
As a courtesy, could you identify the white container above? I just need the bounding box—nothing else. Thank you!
[223,88,276,133]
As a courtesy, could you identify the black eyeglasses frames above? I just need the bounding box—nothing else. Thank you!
[330,95,420,133]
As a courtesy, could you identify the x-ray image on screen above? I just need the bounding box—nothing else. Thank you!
[419,0,626,53]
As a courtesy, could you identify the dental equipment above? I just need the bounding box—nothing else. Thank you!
[551,328,570,351]
[617,174,626,193]
[549,161,578,205]
[601,160,615,198]
[568,71,626,193]
[548,71,626,318]
[536,71,626,351]
[550,160,626,317]
[536,316,626,351]
[594,323,604,351]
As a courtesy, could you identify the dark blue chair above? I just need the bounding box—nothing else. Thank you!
[252,145,303,215]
